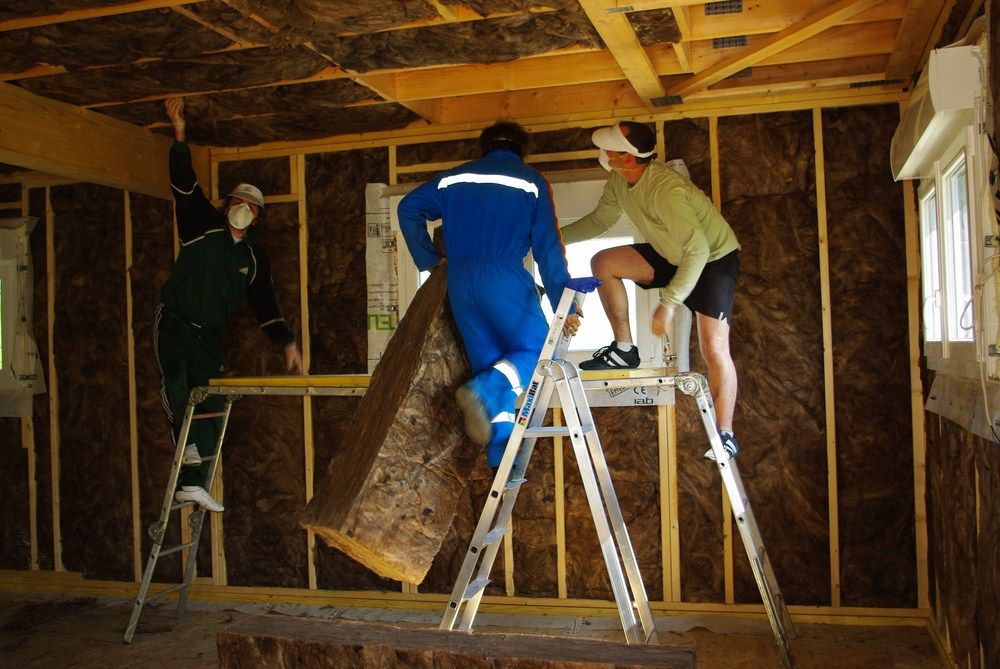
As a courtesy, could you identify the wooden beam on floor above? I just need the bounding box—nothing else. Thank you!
[666,0,887,99]
[578,0,665,107]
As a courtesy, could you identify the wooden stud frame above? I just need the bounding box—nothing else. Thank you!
[813,108,842,607]
[2,96,929,623]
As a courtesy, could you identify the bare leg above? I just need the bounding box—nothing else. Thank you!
[697,313,737,431]
[590,246,655,343]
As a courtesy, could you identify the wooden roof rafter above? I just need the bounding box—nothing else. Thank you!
[884,0,955,81]
[0,0,201,32]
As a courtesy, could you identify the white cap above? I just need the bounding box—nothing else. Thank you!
[227,183,265,208]
[592,122,656,171]
[591,123,656,158]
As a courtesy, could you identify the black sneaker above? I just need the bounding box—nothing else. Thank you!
[579,342,640,370]
[704,430,739,462]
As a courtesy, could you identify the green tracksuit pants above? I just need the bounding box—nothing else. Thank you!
[154,304,225,488]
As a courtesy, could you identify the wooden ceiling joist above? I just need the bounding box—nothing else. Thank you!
[667,0,889,99]
[0,82,189,198]
[578,0,665,107]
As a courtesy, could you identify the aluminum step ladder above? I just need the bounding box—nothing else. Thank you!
[674,371,796,668]
[441,279,796,668]
[123,390,235,644]
[441,278,657,645]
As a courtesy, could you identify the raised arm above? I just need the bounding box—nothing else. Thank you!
[164,98,221,242]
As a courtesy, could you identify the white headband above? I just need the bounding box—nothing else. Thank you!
[591,123,655,158]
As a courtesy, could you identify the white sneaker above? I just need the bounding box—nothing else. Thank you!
[181,444,202,466]
[175,486,224,512]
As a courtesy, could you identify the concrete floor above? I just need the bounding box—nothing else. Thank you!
[0,591,942,668]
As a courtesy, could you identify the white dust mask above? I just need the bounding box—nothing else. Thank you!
[228,203,254,230]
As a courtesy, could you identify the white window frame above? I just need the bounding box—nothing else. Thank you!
[0,258,18,389]
[919,127,995,379]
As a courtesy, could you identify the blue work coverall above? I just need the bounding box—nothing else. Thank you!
[397,148,569,467]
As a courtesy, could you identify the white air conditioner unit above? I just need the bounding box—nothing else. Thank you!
[890,45,983,180]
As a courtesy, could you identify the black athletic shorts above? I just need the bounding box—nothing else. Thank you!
[632,243,740,321]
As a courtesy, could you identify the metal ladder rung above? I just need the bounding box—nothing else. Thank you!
[192,412,226,420]
[158,540,196,557]
[463,577,490,601]
[483,527,506,546]
[522,425,594,438]
[503,477,526,492]
[169,500,197,511]
[145,582,188,602]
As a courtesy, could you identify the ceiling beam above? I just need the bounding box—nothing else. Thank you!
[0,0,203,32]
[578,0,665,106]
[666,0,888,99]
[671,4,692,72]
[0,82,189,198]
[884,0,952,80]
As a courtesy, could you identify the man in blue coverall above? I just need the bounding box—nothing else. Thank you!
[397,121,579,479]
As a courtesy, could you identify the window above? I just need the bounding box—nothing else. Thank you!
[918,130,988,375]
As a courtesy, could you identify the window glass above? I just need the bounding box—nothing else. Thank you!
[943,155,973,342]
[920,189,942,341]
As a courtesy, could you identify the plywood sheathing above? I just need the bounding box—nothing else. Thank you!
[823,105,914,607]
[220,201,308,588]
[0,10,232,75]
[628,8,682,47]
[17,46,330,106]
[720,110,830,606]
[315,9,601,72]
[28,188,54,571]
[130,192,180,582]
[51,182,132,581]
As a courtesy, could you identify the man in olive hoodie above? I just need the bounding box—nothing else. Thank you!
[157,98,303,512]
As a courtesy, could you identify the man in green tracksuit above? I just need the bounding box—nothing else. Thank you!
[559,121,741,462]
[157,98,303,512]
